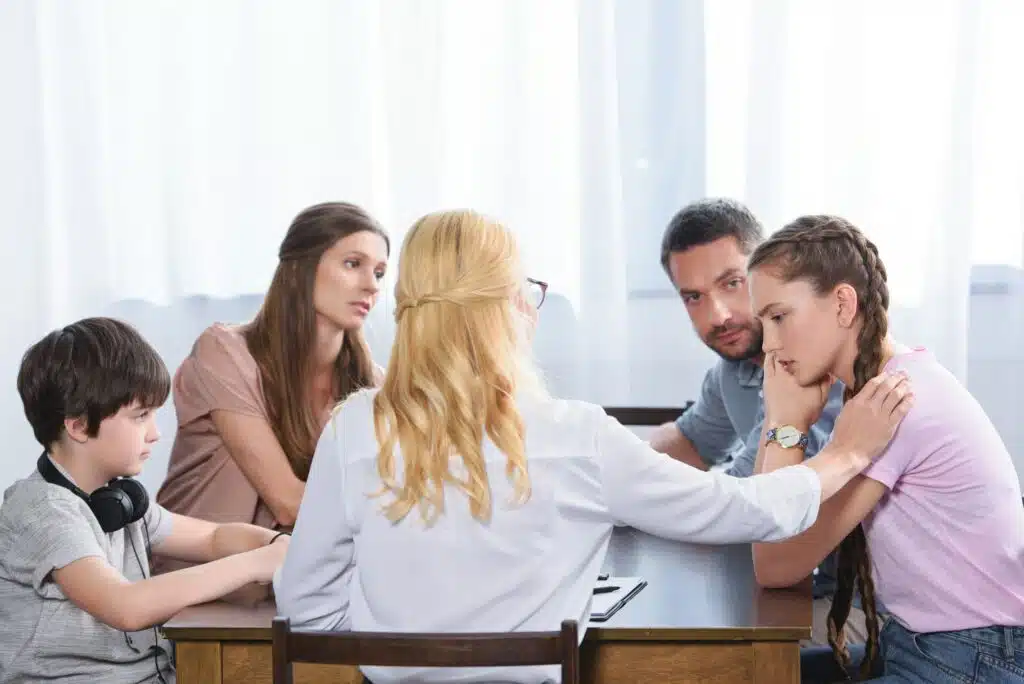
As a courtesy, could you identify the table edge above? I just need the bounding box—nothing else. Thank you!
[161,624,811,643]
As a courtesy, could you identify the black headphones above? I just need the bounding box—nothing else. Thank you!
[37,453,150,533]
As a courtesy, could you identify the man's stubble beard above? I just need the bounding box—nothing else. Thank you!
[705,321,764,363]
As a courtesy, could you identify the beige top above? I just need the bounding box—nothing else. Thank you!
[153,323,327,573]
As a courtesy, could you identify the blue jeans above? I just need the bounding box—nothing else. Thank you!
[869,618,1024,683]
[802,644,877,683]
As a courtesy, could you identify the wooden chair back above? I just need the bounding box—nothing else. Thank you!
[272,617,579,684]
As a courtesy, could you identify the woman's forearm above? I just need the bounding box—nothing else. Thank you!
[754,420,807,475]
[758,421,865,504]
[211,523,279,559]
[802,442,867,502]
[265,477,305,528]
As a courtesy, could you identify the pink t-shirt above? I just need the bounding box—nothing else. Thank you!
[861,348,1024,633]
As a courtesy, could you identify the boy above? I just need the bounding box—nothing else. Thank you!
[0,317,289,683]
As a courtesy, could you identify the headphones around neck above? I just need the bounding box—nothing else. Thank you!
[37,453,150,533]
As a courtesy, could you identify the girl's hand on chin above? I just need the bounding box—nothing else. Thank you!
[762,352,834,430]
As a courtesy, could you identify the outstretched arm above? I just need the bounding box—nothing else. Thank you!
[599,409,869,545]
[753,468,886,587]
[151,513,280,563]
[43,500,287,633]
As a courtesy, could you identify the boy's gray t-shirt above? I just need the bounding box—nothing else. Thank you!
[0,468,175,683]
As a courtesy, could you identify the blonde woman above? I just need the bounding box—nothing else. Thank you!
[274,210,912,684]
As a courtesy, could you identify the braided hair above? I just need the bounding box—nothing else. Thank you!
[748,215,888,679]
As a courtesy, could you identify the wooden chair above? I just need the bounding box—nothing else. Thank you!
[271,617,579,684]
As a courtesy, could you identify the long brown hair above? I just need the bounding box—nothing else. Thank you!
[748,215,888,679]
[246,201,390,480]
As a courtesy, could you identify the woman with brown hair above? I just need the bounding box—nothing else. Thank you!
[153,202,389,578]
[747,215,1024,682]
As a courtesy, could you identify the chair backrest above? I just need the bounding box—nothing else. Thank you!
[602,403,693,426]
[272,617,579,684]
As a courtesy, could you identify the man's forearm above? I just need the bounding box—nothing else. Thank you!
[648,422,709,470]
[670,445,710,470]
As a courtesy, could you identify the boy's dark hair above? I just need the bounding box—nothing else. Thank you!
[17,317,170,449]
[659,198,764,275]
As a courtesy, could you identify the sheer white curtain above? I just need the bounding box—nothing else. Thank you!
[701,0,1024,482]
[1,0,1022,492]
[0,0,633,490]
[705,0,1024,382]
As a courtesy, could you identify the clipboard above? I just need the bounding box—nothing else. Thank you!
[589,576,647,622]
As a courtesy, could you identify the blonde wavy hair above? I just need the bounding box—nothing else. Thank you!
[372,209,545,525]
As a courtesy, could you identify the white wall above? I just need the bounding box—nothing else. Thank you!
[966,265,1024,481]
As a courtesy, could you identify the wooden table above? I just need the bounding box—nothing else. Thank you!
[163,527,809,684]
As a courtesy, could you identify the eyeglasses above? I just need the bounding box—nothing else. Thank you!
[526,278,548,309]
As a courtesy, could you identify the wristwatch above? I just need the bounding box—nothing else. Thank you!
[766,425,809,449]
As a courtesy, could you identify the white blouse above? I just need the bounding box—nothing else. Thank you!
[274,389,821,684]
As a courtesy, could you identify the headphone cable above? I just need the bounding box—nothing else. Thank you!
[127,520,169,684]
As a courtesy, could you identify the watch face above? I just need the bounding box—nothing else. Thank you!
[776,425,802,448]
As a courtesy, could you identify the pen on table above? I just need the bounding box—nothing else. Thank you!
[593,585,619,595]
